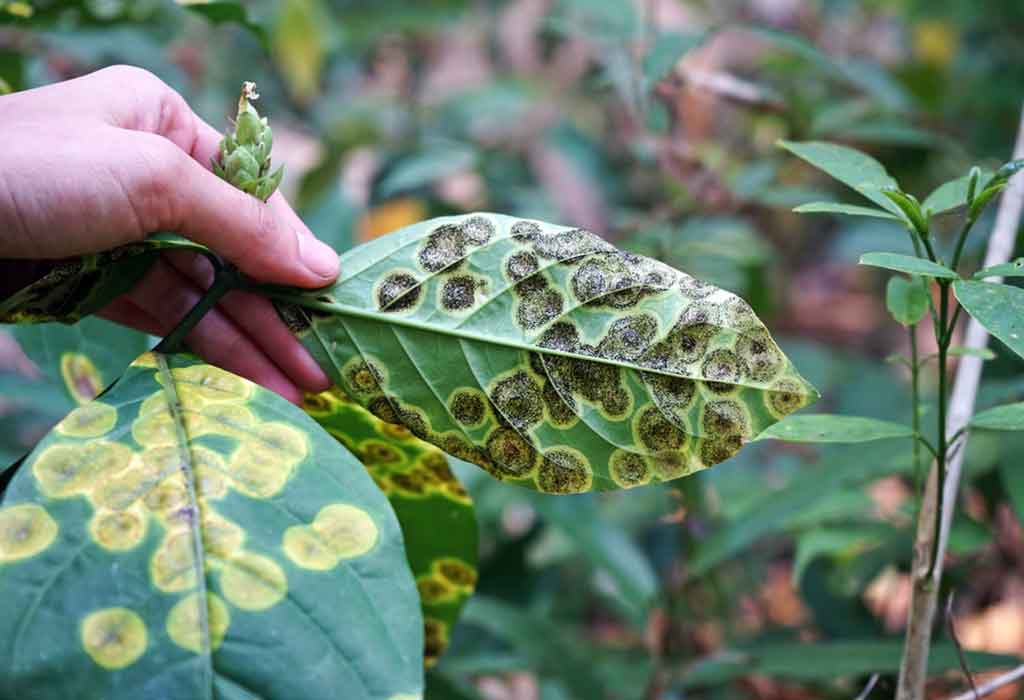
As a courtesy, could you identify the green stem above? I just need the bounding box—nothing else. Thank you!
[927,280,951,581]
[910,327,923,503]
[155,264,241,354]
[950,216,978,273]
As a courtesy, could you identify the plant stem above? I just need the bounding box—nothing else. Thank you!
[155,263,240,354]
[910,327,923,502]
[927,281,951,581]
[950,217,978,273]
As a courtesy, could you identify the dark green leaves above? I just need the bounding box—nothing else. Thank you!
[860,252,957,279]
[756,415,913,443]
[923,169,994,216]
[777,140,901,214]
[953,280,1024,362]
[970,402,1024,431]
[886,276,929,326]
[0,353,424,699]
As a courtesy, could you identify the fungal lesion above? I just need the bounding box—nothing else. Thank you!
[375,269,424,313]
[535,446,593,494]
[437,272,488,314]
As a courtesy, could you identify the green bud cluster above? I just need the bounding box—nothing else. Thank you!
[212,82,284,202]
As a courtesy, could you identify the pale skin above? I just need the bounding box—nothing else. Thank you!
[0,65,340,403]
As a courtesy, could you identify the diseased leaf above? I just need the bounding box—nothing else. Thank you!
[953,280,1024,362]
[886,276,929,326]
[0,353,424,699]
[756,414,912,443]
[970,402,1024,431]
[860,252,958,279]
[777,140,903,215]
[277,213,817,494]
[974,258,1024,279]
[923,170,995,216]
[303,388,477,668]
[792,202,900,220]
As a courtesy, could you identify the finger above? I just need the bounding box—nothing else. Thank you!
[122,130,338,288]
[164,250,331,393]
[122,259,303,404]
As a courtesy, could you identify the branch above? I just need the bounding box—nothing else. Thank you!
[942,664,1024,700]
[896,103,1024,700]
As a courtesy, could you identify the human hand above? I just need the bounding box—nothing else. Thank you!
[0,65,339,403]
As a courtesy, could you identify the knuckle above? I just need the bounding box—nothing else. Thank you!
[127,135,186,233]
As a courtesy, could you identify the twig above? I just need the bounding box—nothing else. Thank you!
[944,593,978,699]
[941,665,1024,700]
[896,103,1024,700]
[854,673,880,700]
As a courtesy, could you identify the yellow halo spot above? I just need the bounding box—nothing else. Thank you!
[80,607,147,669]
[91,457,152,511]
[416,575,454,604]
[200,511,245,559]
[132,404,176,447]
[33,441,133,498]
[312,504,378,559]
[57,402,117,438]
[144,476,189,516]
[166,592,231,654]
[282,526,338,571]
[60,352,103,405]
[433,557,477,589]
[150,532,197,593]
[193,404,256,440]
[90,508,146,551]
[227,433,302,499]
[132,353,158,369]
[0,504,58,562]
[138,446,183,482]
[170,364,251,402]
[219,551,287,611]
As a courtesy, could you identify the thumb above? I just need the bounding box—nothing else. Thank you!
[132,132,339,288]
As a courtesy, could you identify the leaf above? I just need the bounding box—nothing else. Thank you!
[924,170,995,215]
[303,388,477,668]
[953,280,1024,363]
[860,252,958,279]
[756,415,913,443]
[0,353,423,699]
[792,202,900,220]
[376,146,477,199]
[970,402,1024,430]
[276,213,817,494]
[792,527,886,586]
[179,1,268,46]
[777,140,903,215]
[643,32,703,83]
[678,641,1018,687]
[1001,459,1024,528]
[948,346,996,360]
[974,258,1024,279]
[886,276,929,326]
[272,0,330,104]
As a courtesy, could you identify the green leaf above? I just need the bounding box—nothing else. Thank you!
[974,258,1024,279]
[860,252,958,279]
[643,32,703,83]
[953,280,1024,363]
[792,527,885,586]
[756,415,913,443]
[277,213,818,494]
[272,0,330,104]
[304,389,477,668]
[969,402,1024,430]
[923,170,995,216]
[791,202,900,220]
[0,352,424,699]
[1001,459,1024,528]
[885,276,929,326]
[180,1,268,46]
[777,140,902,215]
[948,346,996,360]
[678,641,1018,686]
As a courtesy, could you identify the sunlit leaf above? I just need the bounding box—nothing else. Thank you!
[277,213,817,494]
[860,252,958,279]
[924,170,995,215]
[885,276,929,326]
[303,388,477,668]
[0,353,423,699]
[756,414,913,443]
[272,0,329,104]
[953,280,1024,362]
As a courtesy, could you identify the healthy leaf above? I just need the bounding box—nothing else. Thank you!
[303,388,478,668]
[973,258,1024,279]
[948,346,996,360]
[777,140,903,215]
[277,213,818,494]
[885,276,929,326]
[970,402,1024,431]
[923,170,995,216]
[953,280,1024,363]
[756,415,913,443]
[0,353,423,699]
[860,252,958,279]
[792,202,900,220]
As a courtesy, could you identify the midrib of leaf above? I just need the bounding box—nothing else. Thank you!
[155,353,214,700]
[273,293,786,393]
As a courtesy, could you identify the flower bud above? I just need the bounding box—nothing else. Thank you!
[212,81,284,202]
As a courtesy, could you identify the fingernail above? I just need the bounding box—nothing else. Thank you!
[298,235,339,281]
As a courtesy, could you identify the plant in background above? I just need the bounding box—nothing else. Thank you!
[774,139,1024,699]
[0,83,816,699]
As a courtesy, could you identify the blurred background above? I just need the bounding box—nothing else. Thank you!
[2,1,1024,698]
